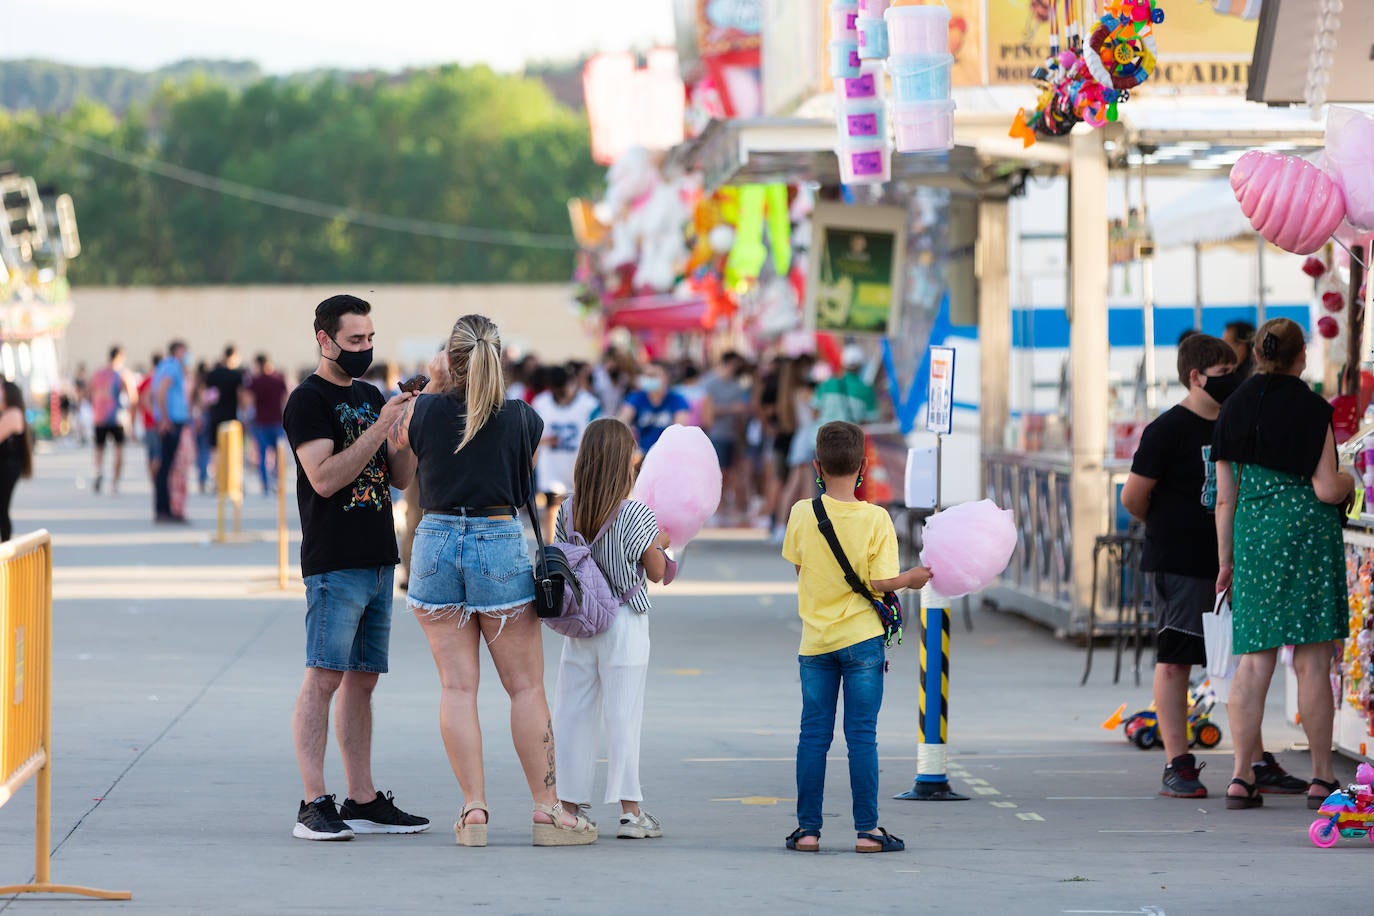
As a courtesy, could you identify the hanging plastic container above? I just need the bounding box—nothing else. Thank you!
[835,71,880,102]
[836,101,887,142]
[858,0,891,16]
[884,4,951,56]
[891,99,956,153]
[887,53,953,102]
[829,41,863,78]
[857,17,889,59]
[829,2,860,39]
[836,140,890,184]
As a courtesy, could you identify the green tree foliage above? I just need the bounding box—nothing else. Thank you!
[0,65,601,283]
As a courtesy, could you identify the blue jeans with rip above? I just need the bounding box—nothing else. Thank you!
[796,635,885,834]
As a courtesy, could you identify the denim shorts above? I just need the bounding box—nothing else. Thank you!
[406,514,535,626]
[304,566,395,673]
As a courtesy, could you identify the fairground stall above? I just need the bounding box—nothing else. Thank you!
[0,172,81,437]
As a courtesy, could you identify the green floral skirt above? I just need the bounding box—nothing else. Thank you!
[1231,463,1346,653]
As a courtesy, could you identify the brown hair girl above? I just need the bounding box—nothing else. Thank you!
[571,417,638,541]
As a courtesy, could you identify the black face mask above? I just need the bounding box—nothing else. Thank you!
[327,339,374,379]
[1202,370,1242,405]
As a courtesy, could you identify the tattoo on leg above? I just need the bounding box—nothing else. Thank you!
[543,718,556,789]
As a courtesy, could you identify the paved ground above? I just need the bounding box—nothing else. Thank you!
[0,443,1360,914]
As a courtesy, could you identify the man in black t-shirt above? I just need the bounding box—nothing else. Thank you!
[1122,334,1306,801]
[282,294,429,841]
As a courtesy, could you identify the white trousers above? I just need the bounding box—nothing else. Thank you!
[552,606,650,805]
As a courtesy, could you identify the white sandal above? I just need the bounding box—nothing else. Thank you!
[454,801,488,847]
[531,801,597,846]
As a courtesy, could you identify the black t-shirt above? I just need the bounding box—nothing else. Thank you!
[283,374,399,577]
[1130,404,1219,578]
[409,395,543,510]
[206,365,245,429]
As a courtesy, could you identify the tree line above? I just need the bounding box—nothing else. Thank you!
[0,64,601,284]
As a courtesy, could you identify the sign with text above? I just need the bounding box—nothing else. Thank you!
[925,346,956,436]
[982,0,1262,90]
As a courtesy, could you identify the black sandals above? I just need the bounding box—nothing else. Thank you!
[1226,777,1263,809]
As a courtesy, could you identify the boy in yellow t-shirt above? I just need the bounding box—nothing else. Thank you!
[781,421,931,854]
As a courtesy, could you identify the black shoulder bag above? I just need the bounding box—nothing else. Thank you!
[810,497,903,646]
[519,405,580,618]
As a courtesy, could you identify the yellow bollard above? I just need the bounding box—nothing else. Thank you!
[277,438,290,589]
[0,531,131,900]
[214,421,243,543]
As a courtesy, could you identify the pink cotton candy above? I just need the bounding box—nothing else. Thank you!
[918,499,1016,598]
[631,424,722,549]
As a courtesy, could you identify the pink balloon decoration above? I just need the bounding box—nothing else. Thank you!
[918,499,1017,598]
[1230,150,1346,255]
[631,424,722,550]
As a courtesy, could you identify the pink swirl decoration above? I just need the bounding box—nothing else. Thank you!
[1230,150,1346,255]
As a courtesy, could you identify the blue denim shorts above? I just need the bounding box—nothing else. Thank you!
[406,514,535,626]
[304,566,395,673]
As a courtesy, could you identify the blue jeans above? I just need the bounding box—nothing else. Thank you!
[251,423,284,491]
[796,635,885,833]
[154,423,184,516]
[304,566,395,673]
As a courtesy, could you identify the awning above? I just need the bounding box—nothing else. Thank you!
[1148,180,1254,249]
[603,295,707,332]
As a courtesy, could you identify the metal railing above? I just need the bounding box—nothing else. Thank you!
[0,530,130,900]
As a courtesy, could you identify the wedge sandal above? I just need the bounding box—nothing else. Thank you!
[531,802,597,846]
[855,827,905,853]
[1308,778,1341,811]
[785,827,820,851]
[1225,778,1263,809]
[454,801,488,847]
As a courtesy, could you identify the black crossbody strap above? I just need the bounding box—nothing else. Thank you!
[811,497,875,601]
[518,406,548,568]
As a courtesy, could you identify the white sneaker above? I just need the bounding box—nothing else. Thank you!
[617,810,663,839]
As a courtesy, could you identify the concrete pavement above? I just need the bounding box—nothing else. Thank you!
[0,442,1356,914]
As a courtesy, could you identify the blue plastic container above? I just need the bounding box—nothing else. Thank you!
[829,41,862,79]
[886,53,953,102]
[857,16,888,59]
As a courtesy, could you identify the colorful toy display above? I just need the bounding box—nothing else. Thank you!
[1308,764,1374,848]
[1009,0,1164,147]
[631,424,722,550]
[1101,680,1223,750]
[1230,150,1346,256]
[918,499,1016,598]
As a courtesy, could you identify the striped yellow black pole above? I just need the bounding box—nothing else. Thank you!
[895,585,968,801]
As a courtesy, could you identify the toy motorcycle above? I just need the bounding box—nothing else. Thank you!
[1102,680,1223,751]
[1309,763,1374,848]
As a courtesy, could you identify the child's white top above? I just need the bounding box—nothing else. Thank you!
[556,497,660,613]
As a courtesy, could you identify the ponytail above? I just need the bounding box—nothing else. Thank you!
[444,314,507,452]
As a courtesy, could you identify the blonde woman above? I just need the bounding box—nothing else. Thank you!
[393,314,597,847]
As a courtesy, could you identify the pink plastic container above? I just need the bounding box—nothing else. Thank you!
[836,71,880,102]
[829,4,859,39]
[836,141,890,184]
[836,102,886,141]
[858,0,891,16]
[891,99,955,152]
[884,4,951,56]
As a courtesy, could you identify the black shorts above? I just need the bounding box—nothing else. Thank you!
[1153,572,1210,667]
[94,424,126,447]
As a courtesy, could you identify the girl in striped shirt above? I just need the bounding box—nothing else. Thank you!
[552,418,673,839]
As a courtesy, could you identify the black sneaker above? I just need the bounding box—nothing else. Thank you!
[1161,753,1208,798]
[340,790,430,834]
[294,795,355,841]
[1254,751,1308,794]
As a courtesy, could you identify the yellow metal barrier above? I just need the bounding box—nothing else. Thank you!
[0,530,130,900]
[215,420,244,542]
[277,438,290,589]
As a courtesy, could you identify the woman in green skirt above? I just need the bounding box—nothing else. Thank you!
[1213,318,1355,810]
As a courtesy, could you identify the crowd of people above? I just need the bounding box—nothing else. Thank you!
[273,293,927,854]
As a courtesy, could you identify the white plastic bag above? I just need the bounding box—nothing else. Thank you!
[1203,590,1236,701]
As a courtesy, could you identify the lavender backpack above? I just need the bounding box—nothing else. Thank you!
[544,499,642,639]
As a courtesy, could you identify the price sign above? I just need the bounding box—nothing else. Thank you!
[925,346,956,436]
